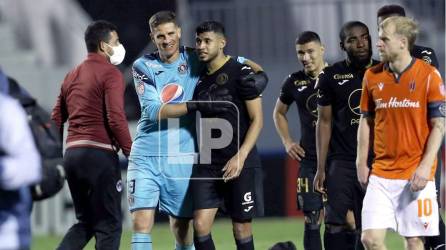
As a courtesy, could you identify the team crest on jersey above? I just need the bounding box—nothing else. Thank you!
[216,73,229,85]
[409,80,416,92]
[160,83,184,103]
[378,82,384,91]
[178,63,188,74]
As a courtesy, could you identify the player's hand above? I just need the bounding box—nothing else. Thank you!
[357,164,370,190]
[239,71,268,98]
[410,164,430,192]
[187,85,233,114]
[313,169,326,194]
[222,153,245,182]
[284,141,305,161]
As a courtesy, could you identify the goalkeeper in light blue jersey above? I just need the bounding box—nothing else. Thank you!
[127,11,267,250]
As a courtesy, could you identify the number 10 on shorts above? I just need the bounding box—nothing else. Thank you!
[417,198,432,217]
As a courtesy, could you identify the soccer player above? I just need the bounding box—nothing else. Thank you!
[191,21,264,250]
[377,6,445,250]
[357,16,444,250]
[273,31,327,250]
[377,5,439,69]
[313,21,379,250]
[127,11,267,250]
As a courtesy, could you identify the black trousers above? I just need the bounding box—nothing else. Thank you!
[57,147,122,250]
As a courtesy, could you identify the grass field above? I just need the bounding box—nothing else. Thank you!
[32,217,406,250]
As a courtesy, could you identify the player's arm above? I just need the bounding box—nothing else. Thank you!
[273,99,305,160]
[51,76,69,139]
[411,117,445,192]
[0,98,41,190]
[159,87,233,119]
[314,104,332,194]
[411,70,445,192]
[356,115,373,189]
[356,75,374,188]
[104,68,133,156]
[132,62,190,120]
[223,97,263,182]
[236,57,268,96]
[158,103,189,119]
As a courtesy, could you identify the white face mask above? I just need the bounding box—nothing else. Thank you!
[105,43,126,65]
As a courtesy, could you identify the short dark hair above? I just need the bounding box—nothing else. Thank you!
[377,5,406,18]
[149,11,178,32]
[195,21,226,37]
[339,21,369,43]
[84,20,117,53]
[296,31,321,45]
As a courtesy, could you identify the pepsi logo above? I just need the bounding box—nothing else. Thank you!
[160,83,184,103]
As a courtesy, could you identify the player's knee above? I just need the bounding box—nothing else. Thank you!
[361,231,384,249]
[170,218,192,242]
[193,217,211,235]
[405,237,424,249]
[232,219,252,239]
[304,210,322,230]
[131,210,153,233]
[345,210,356,230]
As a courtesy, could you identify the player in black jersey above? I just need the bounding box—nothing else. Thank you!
[377,5,439,69]
[190,21,264,250]
[273,31,327,250]
[377,5,445,250]
[313,21,379,250]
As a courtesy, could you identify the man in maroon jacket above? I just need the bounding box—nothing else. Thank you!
[51,20,132,250]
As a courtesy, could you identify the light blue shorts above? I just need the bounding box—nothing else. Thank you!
[126,155,195,218]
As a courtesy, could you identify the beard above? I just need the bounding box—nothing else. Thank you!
[348,50,372,69]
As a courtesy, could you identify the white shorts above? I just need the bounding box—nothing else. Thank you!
[362,175,439,237]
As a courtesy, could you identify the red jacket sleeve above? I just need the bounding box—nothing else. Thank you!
[103,68,132,156]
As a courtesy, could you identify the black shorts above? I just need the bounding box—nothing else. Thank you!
[297,160,323,212]
[191,166,264,221]
[325,160,364,228]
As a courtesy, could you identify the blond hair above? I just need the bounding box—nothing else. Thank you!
[380,16,418,50]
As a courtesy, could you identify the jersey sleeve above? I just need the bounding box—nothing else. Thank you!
[427,69,445,118]
[316,68,333,106]
[132,60,161,122]
[421,47,440,69]
[279,75,295,105]
[236,64,258,100]
[428,48,439,69]
[360,71,374,117]
[103,67,132,156]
